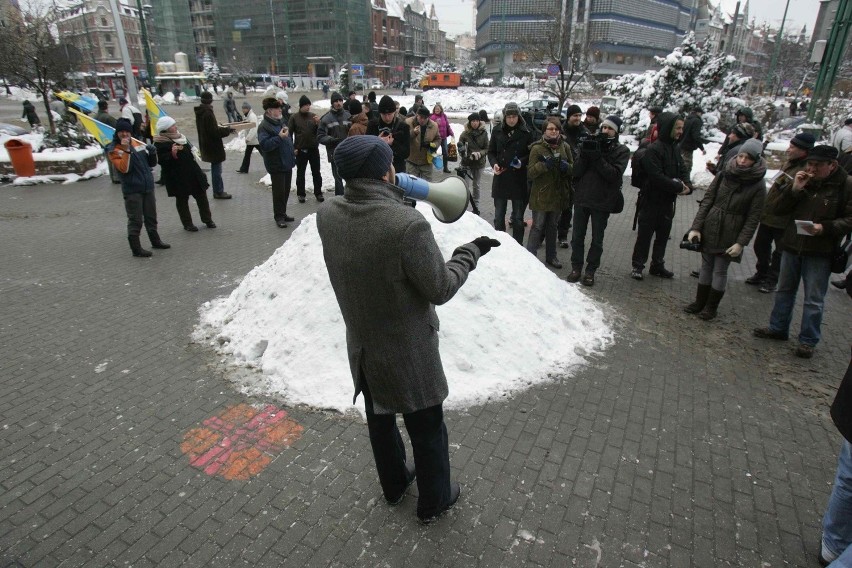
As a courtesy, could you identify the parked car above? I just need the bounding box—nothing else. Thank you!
[493,99,566,131]
[366,78,383,90]
[0,122,28,136]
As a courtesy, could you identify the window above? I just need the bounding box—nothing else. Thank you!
[101,17,107,26]
[104,33,111,42]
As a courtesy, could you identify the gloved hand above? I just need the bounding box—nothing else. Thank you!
[145,144,156,154]
[559,160,570,173]
[471,236,502,256]
[542,155,555,170]
[726,243,743,257]
[687,230,701,242]
[581,148,600,161]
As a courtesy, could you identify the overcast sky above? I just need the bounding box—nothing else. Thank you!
[431,0,823,39]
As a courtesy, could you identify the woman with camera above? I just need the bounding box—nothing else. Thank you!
[684,138,766,320]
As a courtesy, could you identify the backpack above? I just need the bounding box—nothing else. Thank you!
[630,143,648,189]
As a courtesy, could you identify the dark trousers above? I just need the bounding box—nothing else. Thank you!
[632,201,674,271]
[753,223,785,284]
[526,210,559,262]
[362,380,451,517]
[238,145,257,173]
[557,204,573,240]
[296,147,323,197]
[175,193,212,227]
[571,206,611,272]
[494,197,526,244]
[123,191,157,236]
[331,160,344,196]
[270,171,292,221]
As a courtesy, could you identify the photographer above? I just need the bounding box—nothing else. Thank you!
[567,116,629,286]
[488,102,534,244]
[457,112,489,214]
[404,107,441,181]
[367,95,410,174]
[683,139,766,320]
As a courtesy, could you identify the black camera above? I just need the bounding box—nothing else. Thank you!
[679,232,702,252]
[379,127,392,136]
[580,132,608,152]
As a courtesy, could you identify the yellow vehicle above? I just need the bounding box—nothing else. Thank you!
[419,72,461,91]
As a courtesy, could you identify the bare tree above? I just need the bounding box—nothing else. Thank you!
[511,5,592,109]
[0,2,74,135]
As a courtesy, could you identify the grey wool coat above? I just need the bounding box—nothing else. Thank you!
[316,178,482,414]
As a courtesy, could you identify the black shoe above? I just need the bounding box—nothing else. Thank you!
[316,194,325,203]
[235,169,248,174]
[566,269,582,283]
[147,230,171,249]
[795,343,815,359]
[417,482,461,525]
[184,225,199,232]
[386,462,416,506]
[581,272,595,287]
[283,215,295,222]
[128,235,152,257]
[758,282,776,293]
[298,196,306,203]
[831,279,848,290]
[205,221,217,229]
[213,192,232,199]
[753,327,789,341]
[649,265,674,279]
[276,220,288,228]
[690,270,699,278]
[631,269,644,281]
[745,273,765,285]
[558,240,569,249]
[546,258,563,269]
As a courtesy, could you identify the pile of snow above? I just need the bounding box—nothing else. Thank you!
[194,206,613,414]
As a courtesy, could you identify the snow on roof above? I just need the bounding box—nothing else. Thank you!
[387,0,405,20]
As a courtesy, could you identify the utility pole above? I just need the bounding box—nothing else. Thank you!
[283,2,293,86]
[766,0,791,97]
[807,0,852,124]
[499,1,506,82]
[268,0,279,76]
[107,0,137,101]
[134,0,155,87]
[80,0,98,77]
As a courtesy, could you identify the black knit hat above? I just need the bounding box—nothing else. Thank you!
[349,100,363,115]
[331,91,344,103]
[601,115,623,134]
[378,95,396,114]
[115,118,133,133]
[200,91,213,103]
[333,135,394,180]
[790,132,816,150]
[585,106,600,119]
[565,104,582,117]
[416,106,430,117]
[299,95,311,108]
[807,145,839,162]
[478,109,489,122]
[399,106,408,116]
[468,112,481,123]
[368,91,376,102]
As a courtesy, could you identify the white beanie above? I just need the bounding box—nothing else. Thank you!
[275,91,288,102]
[156,116,176,132]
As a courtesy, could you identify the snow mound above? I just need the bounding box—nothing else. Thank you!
[194,204,613,414]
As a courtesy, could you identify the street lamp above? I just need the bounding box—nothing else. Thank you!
[134,0,156,87]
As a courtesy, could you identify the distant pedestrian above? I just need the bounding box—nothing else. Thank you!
[235,102,259,174]
[21,100,40,128]
[317,92,352,195]
[223,91,241,123]
[789,99,798,116]
[404,106,441,181]
[322,82,329,99]
[173,87,182,105]
[401,81,407,96]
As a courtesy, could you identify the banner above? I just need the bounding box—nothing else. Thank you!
[142,88,170,136]
[69,108,145,149]
[55,91,99,114]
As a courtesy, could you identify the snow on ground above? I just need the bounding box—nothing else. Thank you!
[194,205,614,415]
[1,131,106,184]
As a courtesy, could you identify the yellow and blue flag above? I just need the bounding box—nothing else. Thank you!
[69,108,145,149]
[55,91,99,114]
[142,88,169,136]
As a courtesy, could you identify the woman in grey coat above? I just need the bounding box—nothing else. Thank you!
[316,135,499,524]
[685,138,766,320]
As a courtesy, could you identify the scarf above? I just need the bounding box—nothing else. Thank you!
[153,130,188,145]
[543,133,561,146]
[724,155,767,184]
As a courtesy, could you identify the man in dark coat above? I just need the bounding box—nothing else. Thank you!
[568,115,630,286]
[257,97,296,228]
[558,104,590,247]
[288,95,325,203]
[746,133,813,292]
[317,92,352,195]
[194,91,233,199]
[316,135,499,524]
[366,95,410,174]
[630,112,690,280]
[753,145,852,359]
[488,102,534,244]
[680,108,706,185]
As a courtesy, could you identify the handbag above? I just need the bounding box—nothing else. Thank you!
[447,139,458,162]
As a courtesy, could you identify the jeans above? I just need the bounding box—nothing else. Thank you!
[210,161,224,195]
[571,206,610,272]
[269,171,292,221]
[698,252,732,290]
[494,197,526,244]
[238,145,257,173]
[526,210,559,262]
[823,440,852,567]
[768,251,832,346]
[123,192,157,236]
[331,159,345,195]
[440,138,450,169]
[468,167,482,212]
[296,147,323,197]
[632,201,675,271]
[361,379,451,517]
[753,224,785,284]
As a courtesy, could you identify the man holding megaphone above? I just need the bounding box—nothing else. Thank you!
[317,135,500,525]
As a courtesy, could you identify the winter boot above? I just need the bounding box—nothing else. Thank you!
[128,235,152,257]
[512,223,525,245]
[684,284,711,314]
[147,230,171,249]
[698,288,725,320]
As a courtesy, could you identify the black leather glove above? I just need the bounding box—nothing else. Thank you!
[542,155,555,170]
[581,148,600,161]
[559,160,570,173]
[472,236,501,256]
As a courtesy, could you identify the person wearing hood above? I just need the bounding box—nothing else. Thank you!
[21,100,40,128]
[195,90,234,199]
[288,95,324,203]
[235,102,259,174]
[680,107,707,185]
[630,112,691,280]
[153,116,216,232]
[683,138,767,320]
[753,145,852,359]
[107,118,169,257]
[404,106,442,181]
[318,91,352,195]
[526,117,573,269]
[367,95,411,175]
[707,122,755,176]
[746,133,814,292]
[735,106,762,140]
[457,112,489,214]
[568,115,630,286]
[275,90,291,123]
[348,100,369,136]
[488,102,534,244]
[316,135,498,525]
[257,97,297,228]
[430,103,455,174]
[557,104,590,248]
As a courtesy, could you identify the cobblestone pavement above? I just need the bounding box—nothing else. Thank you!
[2,96,851,567]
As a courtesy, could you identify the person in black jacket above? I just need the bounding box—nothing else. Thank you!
[257,97,297,228]
[630,112,690,280]
[557,104,590,248]
[488,102,534,244]
[195,91,234,199]
[366,95,410,174]
[680,108,706,186]
[567,115,630,286]
[820,347,852,566]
